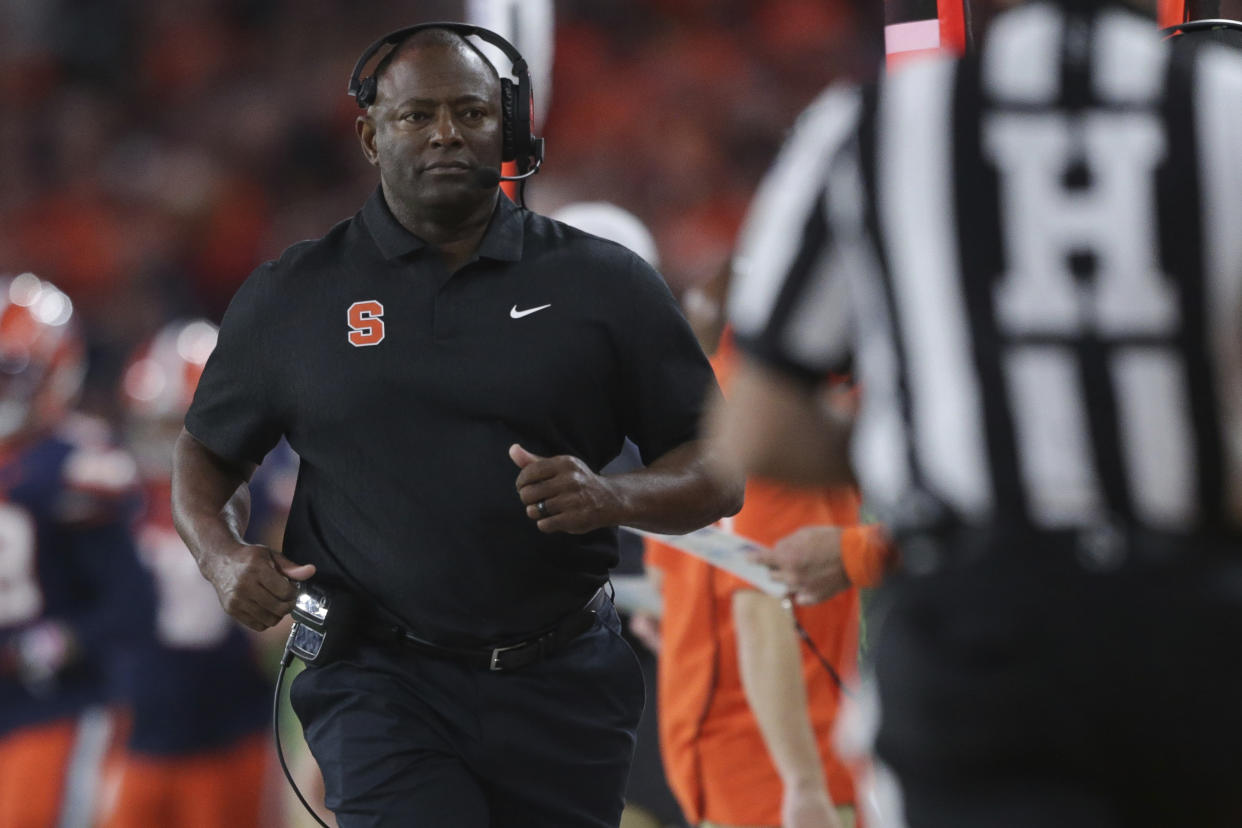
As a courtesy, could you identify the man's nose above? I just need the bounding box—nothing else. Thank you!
[429,109,463,147]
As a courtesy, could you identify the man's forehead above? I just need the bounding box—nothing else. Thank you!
[377,42,500,102]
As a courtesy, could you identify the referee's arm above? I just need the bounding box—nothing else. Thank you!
[709,85,863,489]
[707,362,854,488]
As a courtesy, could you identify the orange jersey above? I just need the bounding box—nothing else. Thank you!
[101,733,270,828]
[647,335,864,825]
[0,713,114,828]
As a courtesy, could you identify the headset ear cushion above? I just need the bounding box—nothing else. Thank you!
[499,78,516,162]
[513,83,533,173]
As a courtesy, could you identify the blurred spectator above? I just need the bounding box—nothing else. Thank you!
[641,262,871,828]
[645,333,866,828]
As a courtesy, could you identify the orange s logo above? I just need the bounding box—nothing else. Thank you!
[347,300,385,347]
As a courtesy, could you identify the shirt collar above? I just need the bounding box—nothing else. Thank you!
[362,186,525,264]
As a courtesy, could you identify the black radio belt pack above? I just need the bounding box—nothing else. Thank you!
[287,582,360,666]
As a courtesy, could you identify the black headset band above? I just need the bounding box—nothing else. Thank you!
[347,22,527,101]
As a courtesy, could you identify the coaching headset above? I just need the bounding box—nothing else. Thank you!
[347,22,546,182]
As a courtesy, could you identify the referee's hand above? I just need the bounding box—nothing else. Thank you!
[510,443,621,534]
[200,543,316,631]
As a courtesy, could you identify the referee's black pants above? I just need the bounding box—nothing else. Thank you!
[869,538,1242,828]
[290,601,644,827]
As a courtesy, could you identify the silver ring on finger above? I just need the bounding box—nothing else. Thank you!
[537,500,549,519]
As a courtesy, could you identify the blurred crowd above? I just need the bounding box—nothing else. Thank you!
[0,0,872,425]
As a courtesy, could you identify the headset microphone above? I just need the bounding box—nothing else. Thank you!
[471,158,543,189]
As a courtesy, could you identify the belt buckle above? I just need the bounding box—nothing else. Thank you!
[489,641,527,671]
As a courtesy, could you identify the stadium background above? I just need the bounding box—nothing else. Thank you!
[0,0,879,425]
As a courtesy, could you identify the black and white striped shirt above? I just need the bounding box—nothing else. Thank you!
[730,1,1242,537]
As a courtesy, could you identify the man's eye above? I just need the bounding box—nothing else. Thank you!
[462,109,485,120]
[403,111,429,122]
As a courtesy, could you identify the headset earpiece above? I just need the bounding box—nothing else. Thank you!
[356,76,378,110]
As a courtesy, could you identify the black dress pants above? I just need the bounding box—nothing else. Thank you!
[869,542,1242,828]
[291,602,644,827]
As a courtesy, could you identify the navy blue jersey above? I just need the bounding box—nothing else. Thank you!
[0,419,154,738]
[123,442,296,756]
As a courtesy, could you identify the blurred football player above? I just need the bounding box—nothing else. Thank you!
[0,272,155,827]
[102,319,292,828]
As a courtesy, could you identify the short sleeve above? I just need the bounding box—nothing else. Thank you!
[617,256,720,465]
[184,263,285,465]
[841,524,895,588]
[714,568,763,600]
[729,84,867,385]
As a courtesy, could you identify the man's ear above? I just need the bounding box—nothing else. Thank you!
[356,115,379,167]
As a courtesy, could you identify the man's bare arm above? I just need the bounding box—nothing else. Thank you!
[734,590,843,828]
[171,429,314,630]
[510,439,744,535]
[707,358,854,489]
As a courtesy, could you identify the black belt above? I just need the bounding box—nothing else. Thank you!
[365,588,610,672]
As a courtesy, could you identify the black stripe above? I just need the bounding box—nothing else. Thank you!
[954,54,1029,528]
[991,101,1161,115]
[1076,323,1135,519]
[1160,48,1223,526]
[1057,10,1138,520]
[1059,5,1094,112]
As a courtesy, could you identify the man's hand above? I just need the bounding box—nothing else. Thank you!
[510,444,623,534]
[200,543,315,631]
[783,781,843,828]
[752,526,851,605]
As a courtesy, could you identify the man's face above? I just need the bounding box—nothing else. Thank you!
[358,41,503,216]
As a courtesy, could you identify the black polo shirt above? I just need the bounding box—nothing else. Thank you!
[186,189,716,646]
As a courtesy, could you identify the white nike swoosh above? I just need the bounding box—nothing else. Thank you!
[510,304,551,319]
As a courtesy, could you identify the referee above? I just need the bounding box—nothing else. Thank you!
[712,1,1242,826]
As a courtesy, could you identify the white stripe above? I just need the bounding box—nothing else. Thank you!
[884,20,940,54]
[58,707,113,828]
[781,239,853,367]
[879,57,993,520]
[1196,48,1242,524]
[1093,8,1168,104]
[853,275,911,522]
[1113,349,1197,527]
[1005,347,1104,527]
[981,2,1063,104]
[845,148,910,519]
[730,86,861,340]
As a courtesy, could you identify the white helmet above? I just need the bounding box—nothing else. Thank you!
[551,202,660,269]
